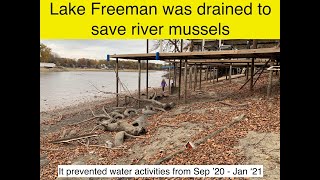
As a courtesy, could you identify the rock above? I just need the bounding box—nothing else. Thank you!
[68,130,77,138]
[40,153,47,160]
[105,141,113,148]
[60,129,68,138]
[40,159,49,167]
[145,106,154,111]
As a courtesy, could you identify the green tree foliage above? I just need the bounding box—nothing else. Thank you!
[40,43,55,62]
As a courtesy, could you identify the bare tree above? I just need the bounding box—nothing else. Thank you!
[149,39,189,52]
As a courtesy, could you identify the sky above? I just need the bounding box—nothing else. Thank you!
[40,40,163,64]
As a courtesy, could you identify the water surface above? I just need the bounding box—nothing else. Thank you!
[40,71,166,111]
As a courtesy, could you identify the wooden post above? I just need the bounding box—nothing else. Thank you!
[267,69,273,97]
[206,66,209,81]
[250,58,254,91]
[138,59,141,108]
[199,63,202,89]
[267,62,274,97]
[168,62,171,95]
[184,59,188,103]
[216,67,219,82]
[194,64,197,91]
[189,65,192,89]
[213,67,215,84]
[209,67,211,82]
[173,62,176,87]
[225,67,228,80]
[116,58,119,107]
[229,63,232,83]
[178,59,182,100]
[246,63,249,80]
[146,40,149,99]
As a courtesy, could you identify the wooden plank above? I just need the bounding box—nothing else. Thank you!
[173,62,176,87]
[199,63,202,89]
[267,62,274,97]
[116,58,119,107]
[165,58,269,63]
[187,59,268,63]
[168,63,171,95]
[187,62,266,66]
[184,59,188,103]
[146,40,149,99]
[229,64,232,83]
[246,63,249,80]
[194,64,197,91]
[250,58,254,91]
[110,48,280,60]
[138,59,141,108]
[206,66,209,81]
[189,65,192,89]
[212,67,215,84]
[178,60,182,100]
[216,67,219,82]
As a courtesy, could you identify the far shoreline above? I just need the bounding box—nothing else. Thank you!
[40,67,164,73]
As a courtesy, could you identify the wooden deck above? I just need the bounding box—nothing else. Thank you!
[110,47,280,61]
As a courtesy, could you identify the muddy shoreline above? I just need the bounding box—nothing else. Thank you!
[40,73,280,180]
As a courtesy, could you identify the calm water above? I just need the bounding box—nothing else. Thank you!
[40,71,166,112]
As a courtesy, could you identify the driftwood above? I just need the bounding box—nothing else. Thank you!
[124,108,138,117]
[100,114,148,147]
[69,116,97,126]
[85,144,126,150]
[69,106,120,126]
[131,114,147,127]
[145,105,166,112]
[109,111,125,119]
[114,131,147,146]
[130,90,175,110]
[49,133,98,144]
[153,114,246,165]
[153,107,166,112]
[158,123,180,128]
[92,83,175,110]
[90,107,109,119]
[102,120,146,136]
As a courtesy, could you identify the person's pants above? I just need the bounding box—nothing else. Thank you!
[162,86,165,92]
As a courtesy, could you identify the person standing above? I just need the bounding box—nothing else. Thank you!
[161,78,167,94]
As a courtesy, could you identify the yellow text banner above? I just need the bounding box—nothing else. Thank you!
[40,0,280,39]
